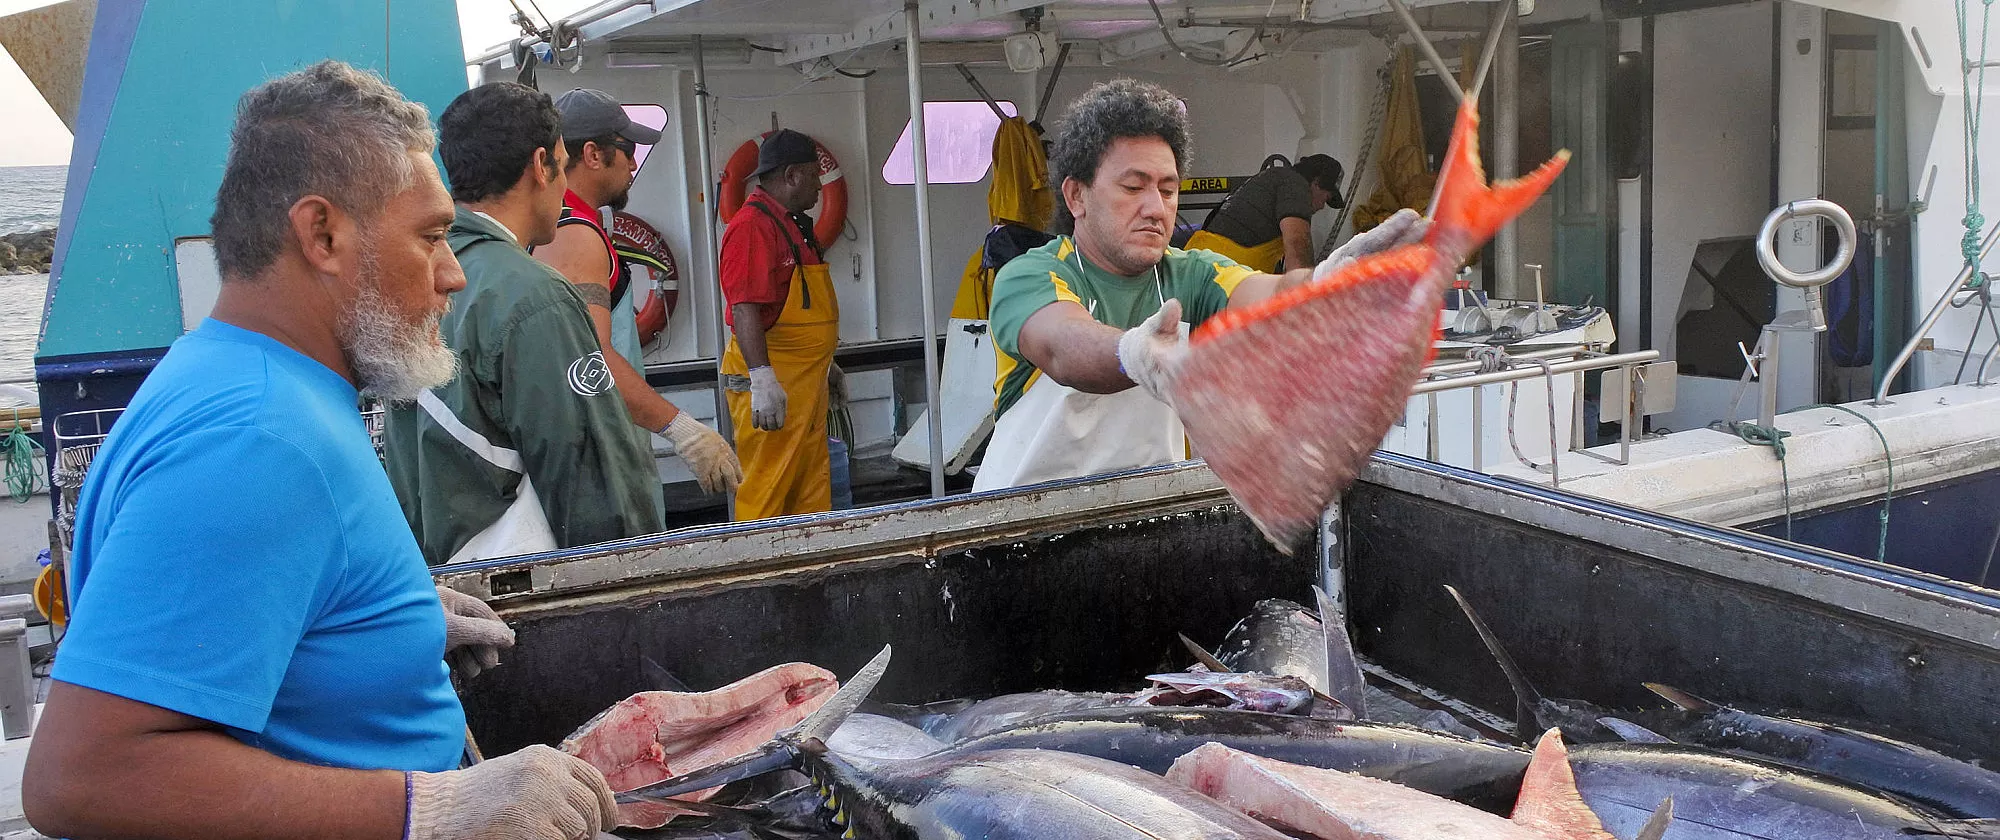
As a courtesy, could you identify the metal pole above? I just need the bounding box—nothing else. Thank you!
[1493,4,1520,298]
[906,4,947,497]
[1317,502,1345,618]
[1873,224,2000,405]
[1468,0,1514,101]
[692,38,736,467]
[1384,0,1465,103]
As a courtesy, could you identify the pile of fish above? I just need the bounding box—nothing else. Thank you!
[550,589,2000,840]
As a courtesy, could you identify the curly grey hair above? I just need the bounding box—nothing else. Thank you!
[210,60,435,281]
[1047,79,1191,234]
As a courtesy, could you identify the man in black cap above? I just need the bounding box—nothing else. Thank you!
[716,128,841,520]
[536,88,743,504]
[1185,153,1347,274]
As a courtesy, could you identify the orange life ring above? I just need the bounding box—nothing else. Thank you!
[609,211,679,347]
[718,131,848,248]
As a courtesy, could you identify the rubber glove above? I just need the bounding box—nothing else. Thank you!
[827,362,849,411]
[1116,299,1188,405]
[437,585,513,681]
[1313,208,1430,283]
[748,365,787,431]
[663,413,743,495]
[406,745,619,840]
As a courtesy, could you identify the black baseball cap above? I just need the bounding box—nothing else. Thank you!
[752,129,819,178]
[553,88,661,146]
[1295,154,1346,209]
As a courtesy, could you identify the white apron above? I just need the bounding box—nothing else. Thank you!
[973,259,1189,491]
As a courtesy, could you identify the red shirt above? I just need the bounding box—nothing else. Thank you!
[720,188,823,330]
[558,190,618,286]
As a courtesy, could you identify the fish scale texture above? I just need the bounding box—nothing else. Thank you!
[1171,247,1445,549]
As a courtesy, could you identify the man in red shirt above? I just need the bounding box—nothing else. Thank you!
[719,129,839,520]
[536,89,742,503]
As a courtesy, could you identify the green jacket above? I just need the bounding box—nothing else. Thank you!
[384,207,664,565]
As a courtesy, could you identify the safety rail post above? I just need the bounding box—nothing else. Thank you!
[905,3,947,497]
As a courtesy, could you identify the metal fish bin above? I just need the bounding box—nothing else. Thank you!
[439,455,2000,762]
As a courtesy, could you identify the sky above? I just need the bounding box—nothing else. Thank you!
[0,0,596,167]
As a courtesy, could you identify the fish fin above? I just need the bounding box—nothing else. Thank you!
[1426,99,1571,263]
[791,645,893,743]
[1312,585,1369,719]
[1643,682,1721,713]
[640,653,694,693]
[1443,584,1547,737]
[1903,819,2000,838]
[1596,716,1673,744]
[1177,632,1232,673]
[1633,797,1675,840]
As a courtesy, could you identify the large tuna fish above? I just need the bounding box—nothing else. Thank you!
[1635,683,2000,820]
[1567,742,1975,840]
[621,647,1293,840]
[1451,583,2000,821]
[1168,99,1569,549]
[953,706,1532,813]
[1167,742,1547,840]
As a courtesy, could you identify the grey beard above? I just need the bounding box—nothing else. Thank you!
[342,275,456,403]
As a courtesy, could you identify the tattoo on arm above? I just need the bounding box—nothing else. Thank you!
[576,282,612,309]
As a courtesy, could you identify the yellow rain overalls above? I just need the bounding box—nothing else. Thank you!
[952,116,1053,319]
[1182,229,1286,274]
[722,201,839,521]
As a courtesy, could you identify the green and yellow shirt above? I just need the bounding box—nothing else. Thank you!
[989,236,1257,417]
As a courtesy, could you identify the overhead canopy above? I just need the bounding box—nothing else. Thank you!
[0,0,96,131]
[474,0,1500,69]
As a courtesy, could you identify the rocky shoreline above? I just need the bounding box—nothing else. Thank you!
[0,228,54,275]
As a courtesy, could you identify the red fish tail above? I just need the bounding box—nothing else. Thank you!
[1425,100,1571,263]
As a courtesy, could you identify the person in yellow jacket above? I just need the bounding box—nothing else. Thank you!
[1184,154,1345,274]
[719,129,841,520]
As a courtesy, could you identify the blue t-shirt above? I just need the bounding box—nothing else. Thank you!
[54,319,464,772]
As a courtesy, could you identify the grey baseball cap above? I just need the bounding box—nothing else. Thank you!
[553,88,661,146]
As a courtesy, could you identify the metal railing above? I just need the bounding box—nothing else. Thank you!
[1408,348,1662,488]
[1874,224,2000,405]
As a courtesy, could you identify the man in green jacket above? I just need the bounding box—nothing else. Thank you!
[384,82,665,564]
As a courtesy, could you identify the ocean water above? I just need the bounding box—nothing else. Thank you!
[0,166,62,407]
[0,165,64,236]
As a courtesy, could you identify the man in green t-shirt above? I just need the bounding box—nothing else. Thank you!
[977,79,1424,491]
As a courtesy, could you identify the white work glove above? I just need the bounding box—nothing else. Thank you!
[1313,208,1430,283]
[827,363,849,411]
[437,585,514,682]
[663,412,743,495]
[1117,299,1189,405]
[748,365,787,431]
[406,744,619,840]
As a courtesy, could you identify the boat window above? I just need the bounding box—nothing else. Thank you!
[882,100,1019,185]
[621,104,668,171]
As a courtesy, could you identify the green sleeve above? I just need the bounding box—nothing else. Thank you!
[988,251,1074,358]
[497,302,665,548]
[1167,248,1259,326]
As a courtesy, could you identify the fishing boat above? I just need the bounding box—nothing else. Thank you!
[1,0,1998,833]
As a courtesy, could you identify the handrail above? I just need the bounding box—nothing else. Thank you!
[1874,223,2000,405]
[1410,351,1660,394]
